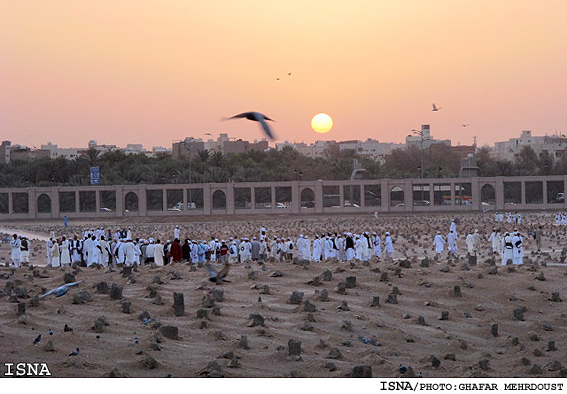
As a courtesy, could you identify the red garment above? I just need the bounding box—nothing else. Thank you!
[170,241,183,262]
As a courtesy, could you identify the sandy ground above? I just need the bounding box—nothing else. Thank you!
[0,212,566,378]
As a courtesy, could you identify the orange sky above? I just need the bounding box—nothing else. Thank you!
[1,1,566,149]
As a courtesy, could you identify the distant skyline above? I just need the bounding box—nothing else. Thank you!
[2,1,566,149]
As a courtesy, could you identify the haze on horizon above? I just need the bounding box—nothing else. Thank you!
[1,1,566,150]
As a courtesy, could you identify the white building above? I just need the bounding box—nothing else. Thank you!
[339,139,404,160]
[276,140,332,158]
[492,130,567,162]
[405,125,451,149]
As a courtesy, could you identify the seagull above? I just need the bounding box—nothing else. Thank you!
[205,262,231,284]
[33,334,42,344]
[223,112,275,140]
[39,281,82,299]
[397,364,409,374]
[69,347,80,357]
[432,104,441,111]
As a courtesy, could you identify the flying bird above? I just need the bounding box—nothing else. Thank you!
[33,334,42,344]
[461,124,470,127]
[69,347,80,357]
[205,262,231,284]
[224,112,275,140]
[39,281,82,299]
[432,104,441,111]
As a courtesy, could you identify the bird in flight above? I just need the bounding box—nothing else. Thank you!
[39,281,82,299]
[461,124,470,128]
[224,112,275,140]
[432,104,441,111]
[205,262,231,284]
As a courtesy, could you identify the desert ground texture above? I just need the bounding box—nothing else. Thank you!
[0,212,566,378]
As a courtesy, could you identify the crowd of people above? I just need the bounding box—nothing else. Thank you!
[494,212,522,224]
[5,216,541,270]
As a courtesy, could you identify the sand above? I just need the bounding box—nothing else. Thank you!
[0,212,566,378]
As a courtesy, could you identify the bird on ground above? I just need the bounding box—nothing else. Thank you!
[432,104,441,111]
[64,324,73,332]
[205,262,231,284]
[397,364,409,374]
[223,112,275,140]
[48,329,54,336]
[69,348,80,357]
[141,317,152,325]
[39,281,82,299]
[33,334,42,344]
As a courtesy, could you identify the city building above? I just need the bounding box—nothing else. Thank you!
[405,125,451,149]
[492,130,567,162]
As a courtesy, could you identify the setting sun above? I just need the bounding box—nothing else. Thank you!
[311,113,333,134]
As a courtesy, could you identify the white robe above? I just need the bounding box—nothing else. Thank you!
[447,232,458,254]
[512,235,524,265]
[312,238,322,262]
[384,236,394,256]
[501,235,514,265]
[60,240,71,266]
[466,234,475,255]
[10,239,21,267]
[50,243,60,268]
[154,244,165,266]
[373,236,381,258]
[433,234,445,254]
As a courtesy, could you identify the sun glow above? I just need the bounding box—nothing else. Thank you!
[311,113,333,134]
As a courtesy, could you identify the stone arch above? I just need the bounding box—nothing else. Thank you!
[390,186,404,207]
[481,184,496,205]
[37,193,51,213]
[212,190,226,210]
[300,187,315,208]
[124,191,139,212]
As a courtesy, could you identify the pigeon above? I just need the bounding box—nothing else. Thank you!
[141,317,152,325]
[205,262,231,283]
[64,324,73,332]
[223,112,275,140]
[134,337,139,344]
[69,348,80,357]
[39,281,82,299]
[461,124,470,127]
[397,364,409,374]
[48,329,54,336]
[33,334,42,344]
[432,103,441,111]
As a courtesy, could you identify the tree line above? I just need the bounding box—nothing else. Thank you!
[0,144,562,188]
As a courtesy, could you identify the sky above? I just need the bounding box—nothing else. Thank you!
[1,0,566,150]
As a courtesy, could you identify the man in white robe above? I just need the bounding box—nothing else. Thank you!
[124,239,138,267]
[501,232,514,266]
[433,231,445,255]
[60,236,71,267]
[87,236,101,267]
[466,232,475,255]
[336,234,346,261]
[312,235,322,262]
[10,234,21,268]
[324,236,334,260]
[20,237,30,264]
[373,232,381,259]
[512,231,524,265]
[154,240,165,266]
[447,230,458,256]
[384,232,394,259]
